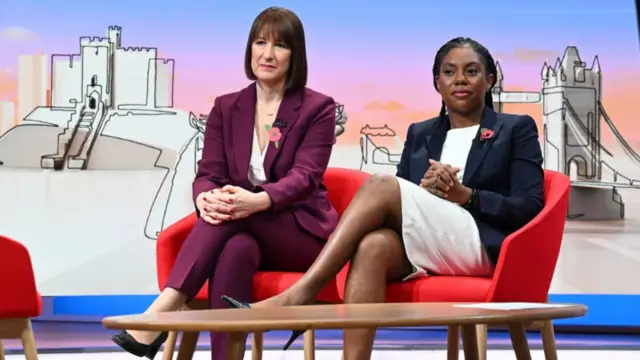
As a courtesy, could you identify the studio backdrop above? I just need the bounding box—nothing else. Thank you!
[1,0,639,327]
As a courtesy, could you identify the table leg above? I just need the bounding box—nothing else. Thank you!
[476,324,487,360]
[303,330,315,360]
[541,320,558,360]
[177,332,199,360]
[252,332,264,360]
[226,332,247,360]
[162,331,178,360]
[507,322,532,360]
[446,325,460,360]
[460,325,479,360]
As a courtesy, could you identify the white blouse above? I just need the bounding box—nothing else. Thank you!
[247,128,269,186]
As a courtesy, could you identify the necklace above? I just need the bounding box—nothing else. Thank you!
[258,100,282,117]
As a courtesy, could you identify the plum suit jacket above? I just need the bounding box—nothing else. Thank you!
[193,82,339,240]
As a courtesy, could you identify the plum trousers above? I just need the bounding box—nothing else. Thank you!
[164,210,325,360]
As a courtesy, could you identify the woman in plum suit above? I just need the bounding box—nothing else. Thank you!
[111,7,339,360]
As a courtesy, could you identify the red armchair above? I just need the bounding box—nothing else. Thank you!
[381,169,571,359]
[156,168,570,359]
[0,235,42,360]
[155,167,370,360]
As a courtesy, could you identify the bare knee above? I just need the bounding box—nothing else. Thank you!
[219,233,260,267]
[364,173,398,190]
[353,229,411,280]
[360,173,399,203]
[353,229,404,270]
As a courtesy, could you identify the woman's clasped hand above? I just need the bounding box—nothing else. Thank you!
[195,186,271,225]
[420,159,472,205]
[195,189,233,225]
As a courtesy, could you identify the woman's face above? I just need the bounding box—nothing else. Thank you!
[251,31,291,86]
[435,46,494,115]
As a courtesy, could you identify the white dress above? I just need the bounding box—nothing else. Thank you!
[248,128,268,186]
[396,125,494,280]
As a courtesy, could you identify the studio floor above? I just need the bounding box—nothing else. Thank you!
[3,350,640,360]
[2,322,640,359]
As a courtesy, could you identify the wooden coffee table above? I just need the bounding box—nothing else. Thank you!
[103,302,586,360]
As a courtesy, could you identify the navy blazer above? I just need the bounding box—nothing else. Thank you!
[396,107,545,265]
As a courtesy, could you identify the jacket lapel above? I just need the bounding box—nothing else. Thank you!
[231,83,256,186]
[462,107,503,184]
[412,116,448,184]
[262,88,303,181]
[426,116,449,162]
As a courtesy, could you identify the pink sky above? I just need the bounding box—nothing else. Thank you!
[2,54,639,147]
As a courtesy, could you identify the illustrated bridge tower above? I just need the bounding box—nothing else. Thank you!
[542,47,602,181]
[542,46,640,220]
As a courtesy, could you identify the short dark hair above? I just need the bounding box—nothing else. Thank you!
[432,37,498,117]
[244,7,308,90]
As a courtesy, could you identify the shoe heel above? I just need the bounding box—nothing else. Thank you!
[145,346,160,360]
[145,332,169,360]
[282,330,303,351]
[222,295,251,309]
[111,331,148,357]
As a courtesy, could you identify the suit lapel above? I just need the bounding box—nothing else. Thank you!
[262,88,303,181]
[426,116,449,162]
[462,107,503,184]
[412,116,448,184]
[231,83,256,185]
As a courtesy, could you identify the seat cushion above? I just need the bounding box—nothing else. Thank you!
[192,272,343,304]
[193,283,209,301]
[253,272,342,303]
[386,276,492,303]
[0,291,42,319]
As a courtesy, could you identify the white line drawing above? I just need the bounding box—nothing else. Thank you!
[359,124,402,171]
[0,26,201,242]
[0,26,197,172]
[358,46,640,220]
[0,25,351,239]
[335,102,348,137]
[542,47,640,219]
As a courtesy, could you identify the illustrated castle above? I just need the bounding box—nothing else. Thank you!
[39,26,178,169]
[50,26,174,110]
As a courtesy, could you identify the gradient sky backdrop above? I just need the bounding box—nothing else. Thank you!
[0,0,638,144]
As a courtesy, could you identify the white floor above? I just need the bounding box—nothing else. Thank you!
[4,350,640,359]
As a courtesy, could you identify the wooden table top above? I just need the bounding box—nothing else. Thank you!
[102,302,587,333]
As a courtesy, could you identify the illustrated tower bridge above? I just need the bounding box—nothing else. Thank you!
[359,46,640,220]
[542,47,640,220]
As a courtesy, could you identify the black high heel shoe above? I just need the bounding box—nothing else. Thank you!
[111,330,169,359]
[221,295,303,351]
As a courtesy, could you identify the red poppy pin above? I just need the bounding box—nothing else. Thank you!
[264,125,282,148]
[479,128,494,142]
